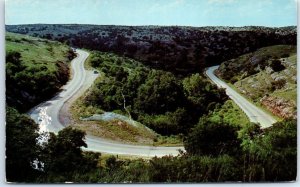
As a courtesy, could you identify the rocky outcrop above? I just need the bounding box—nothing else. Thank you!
[260,96,296,119]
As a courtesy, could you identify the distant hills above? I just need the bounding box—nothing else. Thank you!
[6,24,296,74]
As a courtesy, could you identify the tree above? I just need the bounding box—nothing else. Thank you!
[6,51,25,83]
[182,73,227,113]
[122,68,148,104]
[105,156,118,169]
[134,70,184,114]
[6,51,22,64]
[42,127,88,173]
[90,54,103,67]
[139,108,191,135]
[6,107,41,182]
[184,117,241,156]
[270,59,285,72]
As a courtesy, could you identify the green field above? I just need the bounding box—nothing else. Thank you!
[6,32,72,69]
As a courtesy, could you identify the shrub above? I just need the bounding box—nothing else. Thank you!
[270,59,285,72]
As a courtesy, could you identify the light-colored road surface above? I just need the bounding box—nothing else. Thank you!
[205,66,277,128]
[28,49,183,157]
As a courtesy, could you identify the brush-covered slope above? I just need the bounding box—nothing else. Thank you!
[217,45,297,119]
[6,32,76,112]
[6,24,296,74]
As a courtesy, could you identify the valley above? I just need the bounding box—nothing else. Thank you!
[5,26,297,183]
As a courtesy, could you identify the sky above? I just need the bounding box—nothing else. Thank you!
[5,0,298,27]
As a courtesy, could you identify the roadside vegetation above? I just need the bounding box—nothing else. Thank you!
[206,100,249,127]
[6,32,75,112]
[217,45,296,119]
[7,106,296,182]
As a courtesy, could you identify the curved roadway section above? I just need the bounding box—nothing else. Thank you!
[28,49,183,157]
[205,66,277,128]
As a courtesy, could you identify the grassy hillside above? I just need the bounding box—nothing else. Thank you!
[217,45,297,119]
[6,24,296,74]
[6,32,75,112]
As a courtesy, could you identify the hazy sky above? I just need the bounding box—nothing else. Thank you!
[5,0,297,27]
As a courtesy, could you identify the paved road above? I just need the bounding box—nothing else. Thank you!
[205,66,277,128]
[28,49,183,157]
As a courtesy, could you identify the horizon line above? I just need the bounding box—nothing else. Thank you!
[4,23,297,28]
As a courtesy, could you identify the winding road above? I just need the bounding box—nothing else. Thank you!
[28,49,184,157]
[205,66,277,128]
[28,50,275,157]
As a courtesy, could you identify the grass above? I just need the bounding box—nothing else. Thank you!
[272,89,297,103]
[207,100,250,127]
[73,120,157,145]
[234,66,296,103]
[6,32,71,69]
[98,154,151,167]
[70,78,106,119]
[227,80,283,121]
[82,48,94,70]
[153,135,183,147]
[287,54,297,64]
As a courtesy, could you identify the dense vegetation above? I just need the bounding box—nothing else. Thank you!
[7,106,296,182]
[6,107,99,182]
[6,32,76,112]
[6,24,296,74]
[82,51,227,136]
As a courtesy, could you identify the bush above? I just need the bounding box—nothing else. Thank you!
[240,119,297,181]
[184,117,241,156]
[281,53,289,58]
[270,59,285,72]
[271,79,286,89]
[149,154,239,182]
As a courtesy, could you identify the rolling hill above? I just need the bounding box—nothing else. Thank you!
[6,24,296,74]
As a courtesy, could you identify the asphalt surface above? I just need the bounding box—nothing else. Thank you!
[205,66,277,128]
[28,49,183,157]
